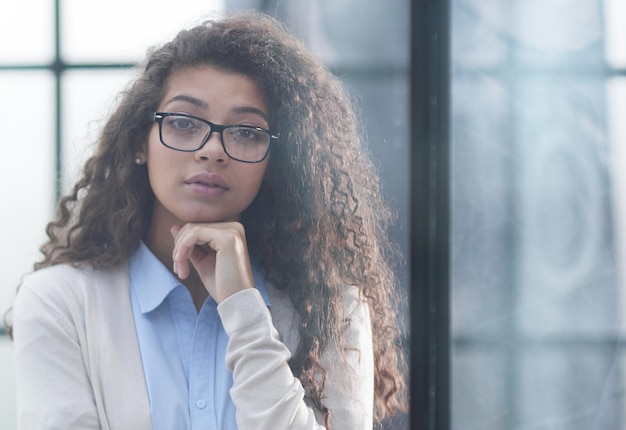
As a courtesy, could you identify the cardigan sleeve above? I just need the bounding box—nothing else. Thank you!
[12,283,103,430]
[218,287,374,430]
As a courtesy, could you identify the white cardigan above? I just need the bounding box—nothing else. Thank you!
[12,263,374,429]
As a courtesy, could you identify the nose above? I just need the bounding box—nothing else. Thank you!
[194,130,228,163]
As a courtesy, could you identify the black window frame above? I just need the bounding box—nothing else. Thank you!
[410,1,451,429]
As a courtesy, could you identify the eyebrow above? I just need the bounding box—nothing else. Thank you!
[163,95,208,110]
[162,95,269,122]
[231,106,269,122]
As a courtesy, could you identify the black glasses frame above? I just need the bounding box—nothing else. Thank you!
[153,112,278,163]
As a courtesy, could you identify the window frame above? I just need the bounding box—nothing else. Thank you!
[409,1,451,429]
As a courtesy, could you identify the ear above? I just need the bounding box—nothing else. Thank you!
[135,141,148,165]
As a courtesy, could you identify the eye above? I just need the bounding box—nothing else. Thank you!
[165,116,201,131]
[228,126,267,142]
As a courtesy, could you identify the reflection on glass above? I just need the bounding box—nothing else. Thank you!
[451,0,622,429]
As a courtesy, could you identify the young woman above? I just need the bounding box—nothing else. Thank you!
[11,11,406,430]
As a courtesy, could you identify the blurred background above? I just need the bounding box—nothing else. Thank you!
[451,1,626,428]
[2,0,626,429]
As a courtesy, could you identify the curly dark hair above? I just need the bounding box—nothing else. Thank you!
[23,11,406,426]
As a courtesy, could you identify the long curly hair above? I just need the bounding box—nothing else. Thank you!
[26,11,406,426]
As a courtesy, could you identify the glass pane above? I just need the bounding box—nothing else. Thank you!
[61,0,225,63]
[269,0,408,69]
[517,348,622,429]
[0,0,54,63]
[451,0,622,429]
[607,77,626,335]
[452,348,508,428]
[62,69,138,192]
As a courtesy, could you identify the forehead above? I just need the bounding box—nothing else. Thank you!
[161,65,268,114]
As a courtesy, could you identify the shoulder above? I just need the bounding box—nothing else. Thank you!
[15,263,129,324]
[20,263,127,298]
[17,264,94,310]
[22,263,98,289]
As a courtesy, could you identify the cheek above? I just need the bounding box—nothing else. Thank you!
[145,143,177,193]
[237,166,268,201]
[144,128,161,159]
[251,164,269,190]
[257,157,270,179]
[146,129,182,170]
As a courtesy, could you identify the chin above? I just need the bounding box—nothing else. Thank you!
[182,212,241,224]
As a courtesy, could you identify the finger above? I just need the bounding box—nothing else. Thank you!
[171,226,196,279]
[171,225,215,279]
[169,224,185,277]
[170,222,254,302]
[170,224,183,239]
[173,224,227,260]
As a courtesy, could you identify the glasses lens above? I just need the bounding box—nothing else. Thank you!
[161,115,210,151]
[223,126,271,162]
[158,114,272,162]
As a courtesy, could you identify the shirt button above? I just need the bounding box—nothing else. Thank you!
[196,399,206,409]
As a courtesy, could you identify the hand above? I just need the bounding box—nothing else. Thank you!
[170,222,255,304]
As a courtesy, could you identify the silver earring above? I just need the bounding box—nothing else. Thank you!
[135,158,143,165]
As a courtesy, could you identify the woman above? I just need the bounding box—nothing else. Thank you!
[11,11,406,429]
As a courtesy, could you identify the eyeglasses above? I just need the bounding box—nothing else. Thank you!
[153,112,278,163]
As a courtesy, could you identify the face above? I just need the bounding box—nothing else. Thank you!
[142,65,270,230]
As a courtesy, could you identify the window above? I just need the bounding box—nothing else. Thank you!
[451,0,626,428]
[6,1,621,429]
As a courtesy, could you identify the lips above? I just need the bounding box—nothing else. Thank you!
[185,172,229,190]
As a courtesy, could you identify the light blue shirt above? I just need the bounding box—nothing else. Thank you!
[129,242,270,430]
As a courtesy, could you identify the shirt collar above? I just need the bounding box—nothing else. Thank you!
[130,242,180,314]
[130,241,271,314]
